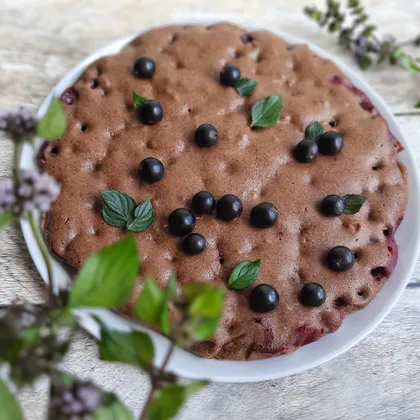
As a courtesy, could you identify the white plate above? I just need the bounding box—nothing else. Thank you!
[20,22,420,383]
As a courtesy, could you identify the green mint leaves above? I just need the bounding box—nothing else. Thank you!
[342,194,367,215]
[234,78,258,96]
[149,381,208,420]
[133,92,147,109]
[228,259,262,290]
[98,325,154,371]
[305,121,324,140]
[68,234,139,309]
[250,95,283,128]
[101,190,155,232]
[126,199,155,232]
[0,212,17,231]
[36,98,67,140]
[0,379,23,420]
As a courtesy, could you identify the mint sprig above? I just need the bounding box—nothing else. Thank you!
[68,234,139,309]
[234,78,258,96]
[305,121,324,140]
[228,259,262,290]
[343,194,367,214]
[133,92,147,109]
[101,190,155,232]
[250,95,283,128]
[36,98,67,140]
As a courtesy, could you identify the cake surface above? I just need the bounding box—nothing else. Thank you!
[41,23,408,360]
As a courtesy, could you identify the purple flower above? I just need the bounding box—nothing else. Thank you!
[0,178,16,212]
[0,105,38,142]
[0,171,60,215]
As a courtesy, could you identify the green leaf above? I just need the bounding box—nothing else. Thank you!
[148,381,208,420]
[342,194,367,215]
[187,316,221,341]
[134,276,165,328]
[0,211,17,230]
[188,287,224,318]
[98,325,154,370]
[93,398,133,420]
[127,199,155,232]
[0,378,23,420]
[250,95,283,128]
[101,190,137,228]
[357,55,372,70]
[132,92,147,109]
[228,259,262,290]
[69,234,139,309]
[415,101,420,109]
[234,78,258,96]
[166,274,178,302]
[36,98,67,140]
[304,121,324,140]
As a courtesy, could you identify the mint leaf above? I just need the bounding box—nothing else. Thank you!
[415,101,420,108]
[101,190,137,228]
[305,121,324,140]
[69,234,139,309]
[234,78,258,96]
[133,92,147,109]
[0,212,17,230]
[93,397,132,420]
[188,287,224,318]
[148,381,208,420]
[342,194,367,215]
[127,199,155,232]
[98,325,154,370]
[134,276,165,328]
[187,317,221,341]
[36,98,67,140]
[250,95,283,128]
[0,378,23,420]
[228,259,262,290]
[166,274,178,302]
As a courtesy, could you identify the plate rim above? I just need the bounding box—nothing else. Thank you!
[19,20,420,383]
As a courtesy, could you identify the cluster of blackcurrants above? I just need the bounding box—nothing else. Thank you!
[167,192,279,256]
[295,131,344,162]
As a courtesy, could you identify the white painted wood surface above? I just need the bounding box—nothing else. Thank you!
[0,1,419,419]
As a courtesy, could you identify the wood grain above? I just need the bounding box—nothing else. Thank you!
[1,1,419,419]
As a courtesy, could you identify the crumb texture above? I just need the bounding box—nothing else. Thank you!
[42,23,408,360]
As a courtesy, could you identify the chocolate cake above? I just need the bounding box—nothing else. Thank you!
[40,23,408,361]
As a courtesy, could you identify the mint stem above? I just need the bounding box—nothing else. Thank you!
[27,210,58,307]
[138,341,176,420]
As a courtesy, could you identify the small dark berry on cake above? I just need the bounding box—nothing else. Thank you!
[216,194,243,221]
[220,64,241,86]
[183,233,207,255]
[300,283,327,307]
[90,79,99,89]
[327,246,355,272]
[295,139,319,162]
[321,195,344,216]
[168,208,196,236]
[194,124,218,148]
[138,157,164,183]
[60,87,78,105]
[250,284,279,313]
[250,202,278,228]
[192,191,216,215]
[318,131,344,155]
[133,56,156,79]
[240,33,255,43]
[137,100,163,125]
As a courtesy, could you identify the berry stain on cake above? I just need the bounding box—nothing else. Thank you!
[41,23,408,361]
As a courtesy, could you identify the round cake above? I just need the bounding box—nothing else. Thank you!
[40,23,408,361]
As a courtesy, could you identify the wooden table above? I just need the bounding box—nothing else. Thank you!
[1,1,419,418]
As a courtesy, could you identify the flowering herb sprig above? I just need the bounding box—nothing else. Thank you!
[304,0,420,105]
[0,99,225,420]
